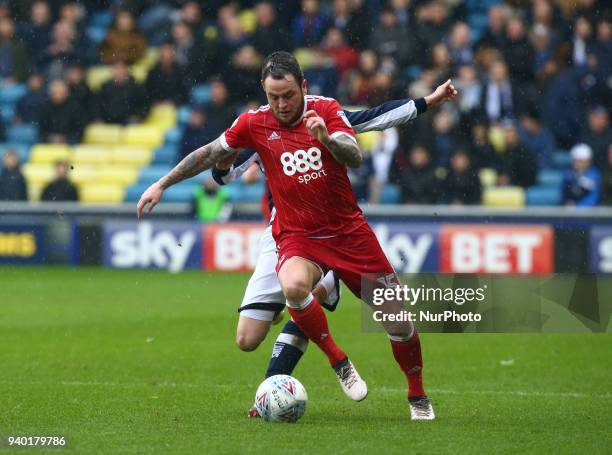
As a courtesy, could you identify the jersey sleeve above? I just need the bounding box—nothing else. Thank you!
[220,112,254,152]
[323,99,357,143]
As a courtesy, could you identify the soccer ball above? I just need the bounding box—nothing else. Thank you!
[254,375,308,423]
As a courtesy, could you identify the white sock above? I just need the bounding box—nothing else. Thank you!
[286,293,314,310]
[318,271,335,296]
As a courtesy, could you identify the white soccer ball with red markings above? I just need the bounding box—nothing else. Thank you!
[254,375,308,423]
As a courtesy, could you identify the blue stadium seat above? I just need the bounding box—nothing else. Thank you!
[165,127,183,146]
[0,143,30,162]
[90,11,113,27]
[526,186,562,206]
[153,145,177,165]
[87,26,108,44]
[552,150,571,169]
[137,165,172,184]
[380,184,401,204]
[1,105,15,122]
[178,106,191,125]
[191,84,211,105]
[227,181,264,203]
[538,169,564,187]
[164,183,196,202]
[0,84,27,105]
[125,183,150,202]
[7,124,38,144]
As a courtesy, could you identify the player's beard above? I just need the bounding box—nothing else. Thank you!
[274,95,305,126]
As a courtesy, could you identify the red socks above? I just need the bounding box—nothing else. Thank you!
[390,333,426,398]
[287,298,346,367]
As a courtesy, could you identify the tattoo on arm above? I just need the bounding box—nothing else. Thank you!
[158,138,232,189]
[326,135,363,168]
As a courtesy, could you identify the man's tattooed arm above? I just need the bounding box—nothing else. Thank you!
[325,134,363,168]
[158,138,235,189]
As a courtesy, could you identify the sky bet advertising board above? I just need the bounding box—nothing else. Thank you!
[590,226,612,274]
[0,224,46,264]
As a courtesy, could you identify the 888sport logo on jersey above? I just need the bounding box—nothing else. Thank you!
[280,147,327,184]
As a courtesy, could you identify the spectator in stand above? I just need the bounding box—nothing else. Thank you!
[41,160,78,202]
[501,17,534,83]
[427,110,458,168]
[192,177,230,222]
[447,22,473,69]
[455,64,482,117]
[217,7,249,59]
[368,128,399,203]
[66,62,93,119]
[321,28,359,82]
[600,144,612,205]
[441,149,482,205]
[482,59,517,124]
[292,0,329,48]
[571,16,594,67]
[0,149,27,201]
[205,78,237,136]
[581,106,611,170]
[15,73,46,125]
[179,108,218,162]
[171,20,221,85]
[396,144,440,204]
[0,17,29,83]
[497,123,537,188]
[179,1,207,38]
[390,0,412,28]
[430,43,452,82]
[145,42,189,106]
[477,4,507,50]
[518,108,556,169]
[252,2,291,57]
[593,18,612,82]
[344,49,378,105]
[469,119,499,170]
[562,143,601,206]
[414,1,449,66]
[369,6,411,68]
[94,61,147,124]
[330,0,370,50]
[18,0,52,61]
[171,21,194,69]
[225,45,265,105]
[99,10,147,65]
[38,20,80,80]
[39,79,81,144]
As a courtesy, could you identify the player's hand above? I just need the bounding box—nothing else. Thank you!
[424,79,458,108]
[303,110,331,145]
[216,151,238,170]
[136,181,164,219]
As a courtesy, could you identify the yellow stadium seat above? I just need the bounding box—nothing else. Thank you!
[72,145,112,165]
[129,64,149,84]
[28,183,43,202]
[111,145,153,166]
[22,164,55,186]
[239,9,257,33]
[68,165,97,186]
[122,124,165,148]
[29,144,71,164]
[293,48,316,71]
[479,168,498,187]
[356,131,381,152]
[95,165,138,185]
[137,47,159,70]
[483,186,525,208]
[86,65,112,91]
[84,123,123,145]
[80,183,125,204]
[147,104,177,129]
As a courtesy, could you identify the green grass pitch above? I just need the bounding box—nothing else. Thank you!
[1,267,611,454]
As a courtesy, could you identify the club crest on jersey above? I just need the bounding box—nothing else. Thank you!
[337,110,352,128]
[268,131,281,141]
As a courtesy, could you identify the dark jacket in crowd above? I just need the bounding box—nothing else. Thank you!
[0,167,27,200]
[441,169,482,204]
[41,178,79,202]
[39,98,83,143]
[501,144,538,188]
[15,87,46,124]
[95,77,147,124]
[397,165,441,204]
[145,63,189,106]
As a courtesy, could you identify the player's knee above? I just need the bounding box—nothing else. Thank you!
[283,282,310,305]
[236,332,262,352]
[384,321,414,339]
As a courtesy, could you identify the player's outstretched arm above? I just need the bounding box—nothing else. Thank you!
[303,110,363,168]
[136,137,235,218]
[424,79,458,109]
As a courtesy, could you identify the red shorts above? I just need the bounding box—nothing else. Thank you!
[275,224,397,299]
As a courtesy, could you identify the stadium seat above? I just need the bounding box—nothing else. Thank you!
[0,144,30,163]
[68,165,97,185]
[84,123,123,145]
[479,168,498,187]
[164,183,196,202]
[90,10,113,27]
[178,106,191,125]
[129,64,149,84]
[0,83,27,105]
[27,183,44,201]
[80,183,125,204]
[552,150,572,169]
[122,124,165,148]
[152,145,177,165]
[356,131,381,152]
[125,183,150,202]
[7,124,38,144]
[239,9,257,33]
[165,127,183,146]
[191,84,211,105]
[95,165,138,185]
[137,165,172,184]
[228,181,264,203]
[22,163,55,186]
[147,104,177,130]
[293,48,316,71]
[482,186,525,207]
[526,186,562,206]
[538,169,564,187]
[1,104,15,122]
[111,146,153,166]
[380,184,401,204]
[86,65,112,91]
[29,144,71,164]
[86,25,107,44]
[72,145,112,165]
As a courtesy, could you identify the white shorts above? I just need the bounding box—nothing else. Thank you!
[239,225,285,321]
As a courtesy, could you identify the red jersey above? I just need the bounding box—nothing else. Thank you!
[221,95,367,239]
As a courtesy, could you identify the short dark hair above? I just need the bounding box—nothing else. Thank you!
[261,51,303,86]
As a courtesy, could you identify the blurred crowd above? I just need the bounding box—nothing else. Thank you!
[0,0,611,206]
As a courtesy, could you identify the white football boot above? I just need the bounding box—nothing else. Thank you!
[409,396,436,420]
[334,358,368,401]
